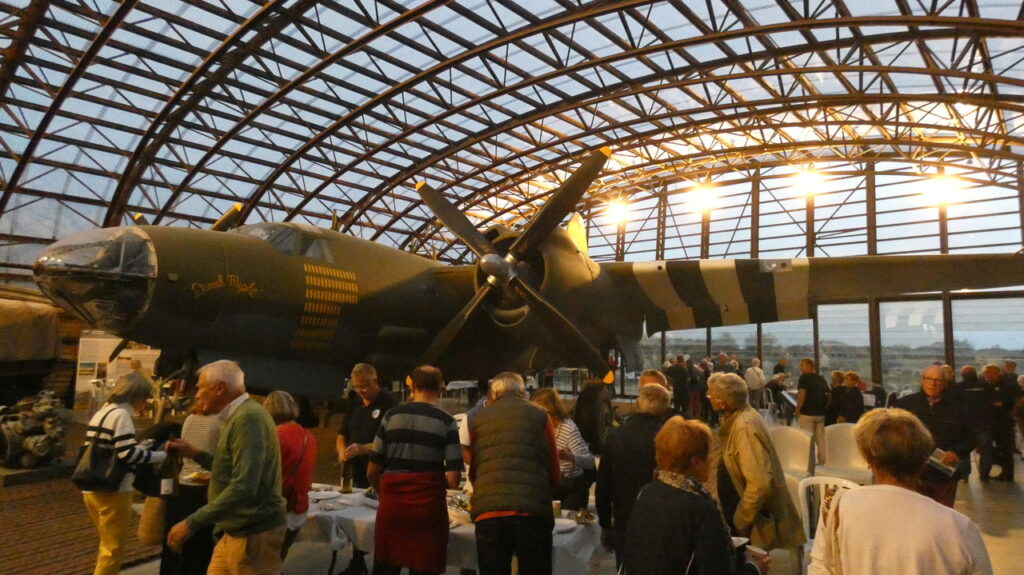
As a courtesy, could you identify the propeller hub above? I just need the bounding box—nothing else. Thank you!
[480,253,514,286]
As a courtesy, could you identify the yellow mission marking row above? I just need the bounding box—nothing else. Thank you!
[303,264,356,281]
[291,340,330,350]
[305,276,357,292]
[293,327,335,340]
[304,301,341,316]
[300,316,338,328]
[305,289,358,304]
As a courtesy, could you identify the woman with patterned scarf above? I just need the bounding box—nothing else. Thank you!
[620,417,769,575]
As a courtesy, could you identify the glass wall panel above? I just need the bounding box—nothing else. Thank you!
[711,324,758,367]
[952,298,1024,370]
[879,300,943,392]
[665,328,709,362]
[817,304,871,378]
[761,319,813,381]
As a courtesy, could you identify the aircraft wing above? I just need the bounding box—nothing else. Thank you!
[600,254,1024,336]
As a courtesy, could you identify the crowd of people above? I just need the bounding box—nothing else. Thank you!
[75,352,1018,575]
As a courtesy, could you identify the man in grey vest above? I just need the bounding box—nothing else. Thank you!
[468,371,559,575]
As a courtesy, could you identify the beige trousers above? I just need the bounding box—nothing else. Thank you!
[798,414,826,464]
[83,491,134,575]
[206,524,287,575]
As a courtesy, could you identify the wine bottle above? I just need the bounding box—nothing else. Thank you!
[159,433,180,496]
[341,459,353,493]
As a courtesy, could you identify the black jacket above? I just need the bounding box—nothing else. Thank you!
[622,480,757,575]
[595,412,664,532]
[895,391,973,479]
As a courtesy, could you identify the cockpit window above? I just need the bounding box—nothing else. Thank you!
[235,224,332,262]
[36,227,156,277]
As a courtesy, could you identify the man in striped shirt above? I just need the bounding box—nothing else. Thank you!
[368,365,462,575]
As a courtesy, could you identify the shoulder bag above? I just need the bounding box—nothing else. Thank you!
[71,407,129,492]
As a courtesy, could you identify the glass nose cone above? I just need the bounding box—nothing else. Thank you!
[33,227,157,332]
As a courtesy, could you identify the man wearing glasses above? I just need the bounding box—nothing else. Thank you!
[895,364,973,506]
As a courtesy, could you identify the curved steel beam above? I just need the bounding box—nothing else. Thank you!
[372,85,1024,248]
[394,91,1024,252]
[283,15,1023,233]
[152,0,452,225]
[102,0,313,228]
[424,134,1024,261]
[0,0,50,103]
[0,0,138,219]
[409,115,1024,255]
[235,0,672,224]
[314,57,1020,237]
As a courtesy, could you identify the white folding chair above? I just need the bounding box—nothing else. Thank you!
[795,476,860,574]
[814,423,873,485]
[768,426,816,480]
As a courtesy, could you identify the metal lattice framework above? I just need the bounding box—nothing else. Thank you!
[2,0,1024,276]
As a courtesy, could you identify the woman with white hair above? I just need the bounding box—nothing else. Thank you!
[809,408,992,574]
[707,373,804,552]
[80,375,166,575]
[744,359,766,409]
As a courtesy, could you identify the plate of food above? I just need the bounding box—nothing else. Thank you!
[183,470,211,484]
[572,509,596,525]
[309,491,341,501]
[310,483,338,492]
[553,518,577,534]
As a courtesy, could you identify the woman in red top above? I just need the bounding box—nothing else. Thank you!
[264,390,317,560]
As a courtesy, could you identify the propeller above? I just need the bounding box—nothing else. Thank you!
[416,147,614,383]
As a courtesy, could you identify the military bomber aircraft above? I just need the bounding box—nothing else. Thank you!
[32,148,1024,398]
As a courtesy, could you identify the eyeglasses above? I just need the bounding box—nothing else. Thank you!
[921,378,945,384]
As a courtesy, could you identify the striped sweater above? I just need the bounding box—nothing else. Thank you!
[555,418,595,479]
[83,402,166,492]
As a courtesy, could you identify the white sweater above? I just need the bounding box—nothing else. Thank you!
[808,484,991,575]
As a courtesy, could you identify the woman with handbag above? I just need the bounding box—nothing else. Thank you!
[79,375,166,575]
[264,390,317,560]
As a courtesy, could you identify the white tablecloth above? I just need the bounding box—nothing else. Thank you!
[287,489,599,574]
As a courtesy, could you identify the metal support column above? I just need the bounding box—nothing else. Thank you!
[751,167,760,258]
[1017,162,1024,243]
[942,293,955,367]
[700,210,711,259]
[812,309,820,372]
[656,188,667,362]
[867,161,877,255]
[805,192,815,257]
[938,166,949,254]
[756,323,763,362]
[869,298,882,386]
[939,203,949,254]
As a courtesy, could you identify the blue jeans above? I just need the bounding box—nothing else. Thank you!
[474,515,553,575]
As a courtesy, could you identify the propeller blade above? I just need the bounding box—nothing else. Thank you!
[108,338,130,363]
[415,182,497,259]
[509,147,611,259]
[131,213,150,225]
[509,276,614,384]
[422,283,494,363]
[211,203,242,232]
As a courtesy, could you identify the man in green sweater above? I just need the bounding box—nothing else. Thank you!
[167,360,286,575]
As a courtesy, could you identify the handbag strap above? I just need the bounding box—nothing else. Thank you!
[285,430,308,479]
[86,406,122,445]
